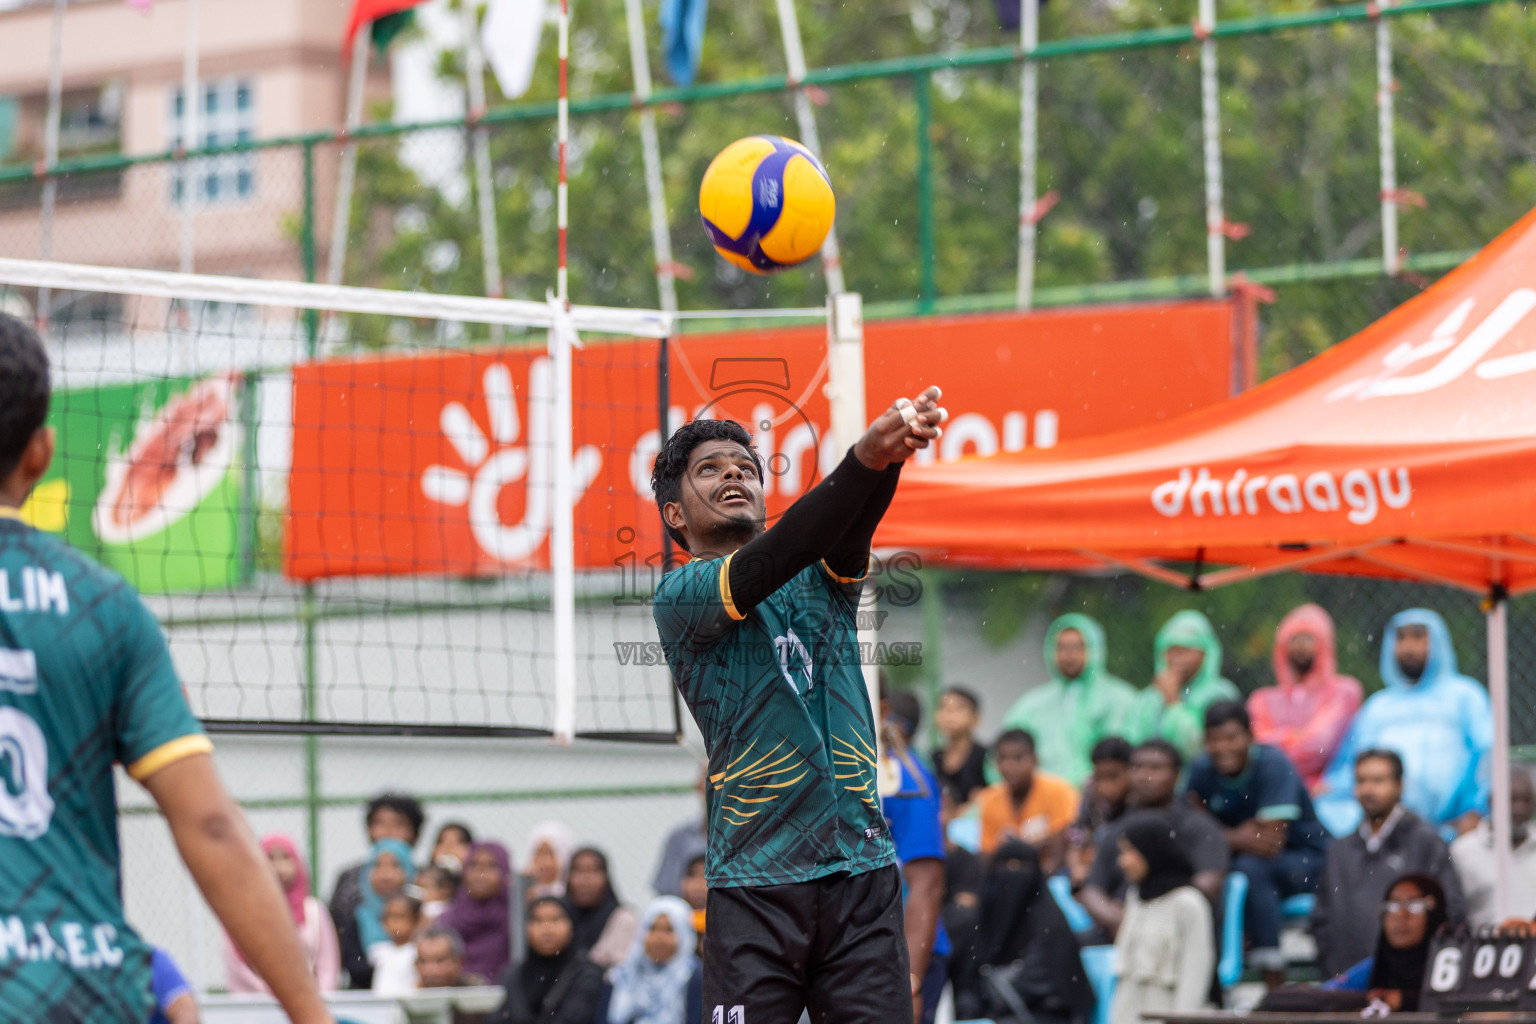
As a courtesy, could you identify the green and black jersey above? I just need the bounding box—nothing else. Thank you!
[0,509,211,1021]
[654,551,896,888]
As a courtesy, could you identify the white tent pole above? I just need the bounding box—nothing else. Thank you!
[1015,0,1040,311]
[1198,0,1226,297]
[774,0,846,296]
[37,0,65,325]
[1376,0,1400,276]
[624,0,678,314]
[550,305,576,744]
[327,29,371,288]
[460,0,504,302]
[179,0,200,275]
[1489,594,1513,919]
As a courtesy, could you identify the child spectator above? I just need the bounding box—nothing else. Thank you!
[329,792,425,991]
[490,897,606,1024]
[933,685,989,812]
[371,894,422,997]
[224,833,340,994]
[432,822,475,874]
[977,729,1080,870]
[607,896,703,1024]
[442,841,516,983]
[416,864,459,926]
[567,846,640,971]
[1110,812,1216,1024]
[679,855,707,954]
[523,822,578,902]
[355,838,417,982]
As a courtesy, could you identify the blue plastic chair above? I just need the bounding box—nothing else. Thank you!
[1048,874,1095,934]
[947,814,982,854]
[1218,871,1249,988]
[1282,892,1316,921]
[1080,943,1117,1024]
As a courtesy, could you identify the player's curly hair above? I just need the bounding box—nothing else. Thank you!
[0,314,51,484]
[651,419,762,554]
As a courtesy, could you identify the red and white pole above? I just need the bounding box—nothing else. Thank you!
[556,0,570,308]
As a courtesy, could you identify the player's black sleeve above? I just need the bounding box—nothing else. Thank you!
[822,460,902,579]
[724,447,893,615]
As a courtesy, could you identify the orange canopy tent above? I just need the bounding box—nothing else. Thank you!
[879,206,1536,916]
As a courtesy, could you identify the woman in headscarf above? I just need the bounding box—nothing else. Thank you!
[223,833,341,993]
[567,847,639,971]
[355,838,417,960]
[970,837,1095,1024]
[441,841,516,983]
[523,822,578,902]
[607,897,703,1024]
[490,896,606,1024]
[1322,873,1449,1011]
[1110,811,1216,1024]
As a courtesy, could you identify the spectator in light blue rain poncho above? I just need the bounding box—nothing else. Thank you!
[1314,609,1492,838]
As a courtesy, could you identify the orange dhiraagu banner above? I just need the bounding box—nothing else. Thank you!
[284,300,1235,579]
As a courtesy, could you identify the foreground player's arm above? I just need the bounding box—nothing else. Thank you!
[144,754,334,1024]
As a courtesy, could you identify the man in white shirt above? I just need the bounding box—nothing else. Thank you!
[1451,765,1536,925]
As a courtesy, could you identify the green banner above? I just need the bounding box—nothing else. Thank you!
[21,374,246,594]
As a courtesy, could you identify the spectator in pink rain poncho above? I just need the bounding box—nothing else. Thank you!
[1247,604,1363,791]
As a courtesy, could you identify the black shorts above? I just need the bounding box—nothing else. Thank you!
[702,864,912,1024]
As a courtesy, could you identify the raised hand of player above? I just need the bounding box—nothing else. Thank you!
[854,385,947,470]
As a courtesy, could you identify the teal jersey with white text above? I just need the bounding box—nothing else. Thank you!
[0,512,210,1022]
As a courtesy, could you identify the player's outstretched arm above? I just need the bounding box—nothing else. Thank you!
[143,754,334,1024]
[724,387,945,614]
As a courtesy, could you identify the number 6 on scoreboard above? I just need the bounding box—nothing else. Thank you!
[1431,947,1463,992]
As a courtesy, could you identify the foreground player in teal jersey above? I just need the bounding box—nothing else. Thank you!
[651,386,945,1024]
[0,314,331,1023]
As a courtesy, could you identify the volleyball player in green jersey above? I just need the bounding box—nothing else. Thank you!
[651,386,946,1024]
[0,315,331,1023]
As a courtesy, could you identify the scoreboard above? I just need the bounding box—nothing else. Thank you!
[1421,928,1536,1013]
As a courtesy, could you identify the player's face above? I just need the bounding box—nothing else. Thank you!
[1204,719,1251,777]
[1355,757,1403,820]
[1116,839,1149,883]
[996,742,1036,791]
[681,859,708,911]
[1130,750,1178,807]
[266,844,299,889]
[465,848,505,900]
[934,693,977,740]
[1381,880,1433,949]
[1054,629,1088,680]
[369,807,416,845]
[1092,759,1130,807]
[566,852,607,908]
[416,937,462,988]
[371,852,407,898]
[644,914,679,965]
[670,439,765,551]
[527,901,574,957]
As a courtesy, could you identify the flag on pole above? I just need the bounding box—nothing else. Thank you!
[343,0,430,58]
[482,0,548,100]
[660,0,708,87]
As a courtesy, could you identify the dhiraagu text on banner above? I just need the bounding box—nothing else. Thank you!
[19,374,246,594]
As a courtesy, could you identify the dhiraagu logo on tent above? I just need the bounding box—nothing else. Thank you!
[22,375,246,594]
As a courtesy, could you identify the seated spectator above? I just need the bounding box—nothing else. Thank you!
[678,854,707,954]
[416,864,459,926]
[1312,749,1465,977]
[417,925,484,989]
[432,822,475,874]
[490,897,606,1024]
[1079,740,1227,941]
[1067,737,1134,891]
[1452,765,1536,927]
[1322,873,1449,1011]
[606,896,703,1024]
[568,847,640,971]
[1110,812,1217,1024]
[148,948,197,1024]
[523,822,578,902]
[941,804,985,1020]
[442,841,516,985]
[977,729,1080,870]
[1003,614,1138,786]
[1126,611,1241,762]
[973,838,1096,1024]
[224,832,340,994]
[1187,701,1328,986]
[329,792,425,990]
[651,768,707,900]
[1316,609,1492,836]
[356,839,417,973]
[1247,604,1363,792]
[371,894,423,996]
[933,685,990,811]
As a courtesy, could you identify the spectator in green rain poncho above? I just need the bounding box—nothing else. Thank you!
[1126,611,1241,761]
[1000,614,1139,786]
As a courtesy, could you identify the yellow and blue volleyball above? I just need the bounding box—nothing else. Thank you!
[699,136,835,275]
